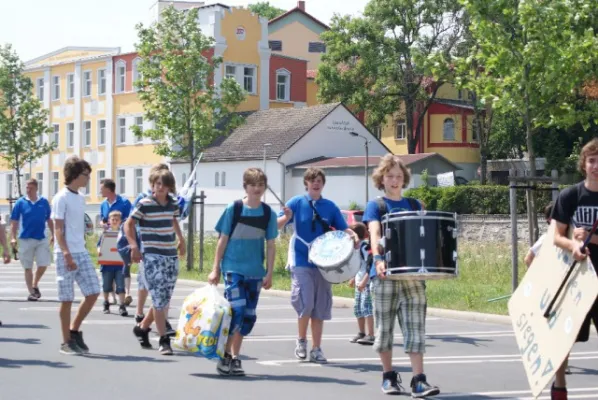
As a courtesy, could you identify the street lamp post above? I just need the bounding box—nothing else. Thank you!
[349,132,370,205]
[263,143,272,202]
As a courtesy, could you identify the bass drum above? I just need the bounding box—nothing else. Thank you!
[382,211,458,280]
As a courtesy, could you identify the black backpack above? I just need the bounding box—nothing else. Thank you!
[227,199,272,238]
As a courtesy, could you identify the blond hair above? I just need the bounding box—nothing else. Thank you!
[372,154,411,190]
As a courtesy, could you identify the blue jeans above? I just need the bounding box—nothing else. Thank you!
[102,268,125,294]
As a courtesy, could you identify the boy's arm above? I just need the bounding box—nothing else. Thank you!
[173,218,185,256]
[554,221,588,261]
[266,238,275,276]
[524,250,535,268]
[212,235,228,273]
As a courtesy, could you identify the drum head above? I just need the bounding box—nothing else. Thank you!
[309,231,357,284]
[318,250,361,284]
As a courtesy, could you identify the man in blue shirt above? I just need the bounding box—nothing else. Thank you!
[277,167,358,364]
[10,179,54,301]
[99,178,132,304]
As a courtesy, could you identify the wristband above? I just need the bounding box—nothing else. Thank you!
[373,255,383,262]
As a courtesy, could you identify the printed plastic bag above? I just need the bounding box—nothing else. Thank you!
[173,285,232,360]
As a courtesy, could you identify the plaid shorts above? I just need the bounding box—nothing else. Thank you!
[373,279,427,354]
[55,252,101,302]
[224,272,263,336]
[354,284,373,318]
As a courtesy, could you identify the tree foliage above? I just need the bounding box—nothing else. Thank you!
[248,2,285,20]
[133,6,246,167]
[316,0,465,153]
[0,44,54,197]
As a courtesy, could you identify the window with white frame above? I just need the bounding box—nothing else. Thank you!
[36,173,43,196]
[117,169,126,194]
[220,171,226,187]
[52,76,60,101]
[134,168,143,195]
[23,173,30,194]
[117,118,126,144]
[7,174,13,198]
[52,172,59,195]
[132,58,141,91]
[97,170,105,195]
[36,134,43,147]
[98,69,106,96]
[67,122,74,148]
[243,67,256,94]
[224,64,257,95]
[116,61,126,93]
[276,69,290,101]
[134,116,143,143]
[215,172,220,187]
[83,121,91,147]
[67,74,74,99]
[83,71,92,97]
[225,65,236,80]
[97,120,106,145]
[443,118,455,141]
[37,78,44,101]
[395,120,406,140]
[52,124,59,146]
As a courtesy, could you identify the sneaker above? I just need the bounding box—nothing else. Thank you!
[230,358,245,376]
[27,293,38,301]
[357,335,375,345]
[411,374,440,398]
[294,338,307,360]
[119,305,128,317]
[32,287,41,299]
[551,384,568,400]
[217,353,232,375]
[60,339,82,355]
[135,314,145,323]
[382,371,405,395]
[165,320,176,337]
[124,295,133,306]
[69,331,89,354]
[133,325,153,349]
[350,332,365,343]
[158,335,173,355]
[309,347,327,364]
[103,301,110,314]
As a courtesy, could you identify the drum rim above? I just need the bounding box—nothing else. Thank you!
[383,216,456,222]
[386,266,457,272]
[309,231,354,266]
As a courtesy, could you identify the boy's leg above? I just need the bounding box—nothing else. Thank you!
[101,270,113,313]
[310,267,332,362]
[32,238,51,297]
[55,252,79,355]
[70,253,101,353]
[351,287,366,342]
[19,240,37,299]
[290,267,315,360]
[115,269,128,316]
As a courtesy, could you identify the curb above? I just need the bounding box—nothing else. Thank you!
[173,277,512,326]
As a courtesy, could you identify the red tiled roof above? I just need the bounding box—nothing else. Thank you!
[292,154,438,169]
[307,69,317,79]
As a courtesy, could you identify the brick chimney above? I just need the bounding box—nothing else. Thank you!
[297,1,305,11]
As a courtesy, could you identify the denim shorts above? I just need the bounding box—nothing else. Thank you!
[102,268,125,294]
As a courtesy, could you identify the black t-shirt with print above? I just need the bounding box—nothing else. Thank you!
[552,181,598,267]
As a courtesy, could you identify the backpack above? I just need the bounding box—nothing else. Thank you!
[224,199,272,238]
[375,196,421,218]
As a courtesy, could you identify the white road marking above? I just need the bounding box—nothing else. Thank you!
[439,386,598,399]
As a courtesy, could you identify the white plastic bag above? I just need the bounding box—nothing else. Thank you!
[173,285,232,360]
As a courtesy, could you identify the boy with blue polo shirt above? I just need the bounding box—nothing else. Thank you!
[208,168,278,376]
[10,178,54,302]
[277,167,358,364]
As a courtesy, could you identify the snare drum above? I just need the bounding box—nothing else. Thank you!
[381,211,458,280]
[309,230,360,284]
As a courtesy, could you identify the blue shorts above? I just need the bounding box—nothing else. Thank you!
[224,272,263,336]
[101,268,125,294]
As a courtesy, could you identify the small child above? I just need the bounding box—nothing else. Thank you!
[98,210,128,317]
[524,202,554,268]
[208,168,278,376]
[348,222,375,345]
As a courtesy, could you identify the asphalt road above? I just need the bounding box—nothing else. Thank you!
[1,262,597,400]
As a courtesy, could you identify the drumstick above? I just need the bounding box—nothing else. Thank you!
[266,185,285,207]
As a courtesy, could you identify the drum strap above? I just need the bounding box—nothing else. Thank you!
[309,200,331,233]
[376,196,421,218]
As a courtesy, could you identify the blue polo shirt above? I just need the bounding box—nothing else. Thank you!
[100,195,132,223]
[10,196,51,240]
[279,194,348,269]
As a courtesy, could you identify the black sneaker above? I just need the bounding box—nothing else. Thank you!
[27,293,38,301]
[70,330,89,354]
[230,358,245,376]
[350,332,365,343]
[381,371,405,395]
[357,335,375,345]
[119,305,128,317]
[133,325,152,349]
[135,314,145,323]
[60,340,82,355]
[158,335,173,355]
[411,374,440,398]
[32,287,41,299]
[103,301,110,314]
[165,320,176,337]
[217,353,232,375]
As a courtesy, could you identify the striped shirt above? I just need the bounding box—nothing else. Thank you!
[130,195,180,257]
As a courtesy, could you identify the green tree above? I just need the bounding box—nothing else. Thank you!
[133,6,246,269]
[316,0,465,154]
[463,0,598,240]
[248,2,285,20]
[0,44,55,198]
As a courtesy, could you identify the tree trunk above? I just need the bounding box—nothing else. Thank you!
[524,63,539,243]
[186,130,195,271]
[405,98,416,154]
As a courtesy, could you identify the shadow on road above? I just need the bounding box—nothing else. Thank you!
[0,323,50,329]
[568,365,598,376]
[190,372,366,385]
[0,358,72,369]
[427,335,493,347]
[0,337,41,345]
[83,353,176,364]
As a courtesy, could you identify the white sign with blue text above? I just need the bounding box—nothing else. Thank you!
[508,222,598,398]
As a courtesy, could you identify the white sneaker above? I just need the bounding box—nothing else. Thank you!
[309,347,327,364]
[295,338,307,360]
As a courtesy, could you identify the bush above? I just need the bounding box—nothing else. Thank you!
[404,184,566,214]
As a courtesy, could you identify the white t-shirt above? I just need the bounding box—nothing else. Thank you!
[530,233,546,256]
[51,187,86,254]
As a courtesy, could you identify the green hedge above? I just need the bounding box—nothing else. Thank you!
[403,184,567,214]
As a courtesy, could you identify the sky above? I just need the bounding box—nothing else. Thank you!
[0,0,368,62]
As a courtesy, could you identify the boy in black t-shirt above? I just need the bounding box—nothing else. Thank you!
[550,138,598,400]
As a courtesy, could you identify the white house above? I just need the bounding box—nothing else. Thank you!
[171,102,391,233]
